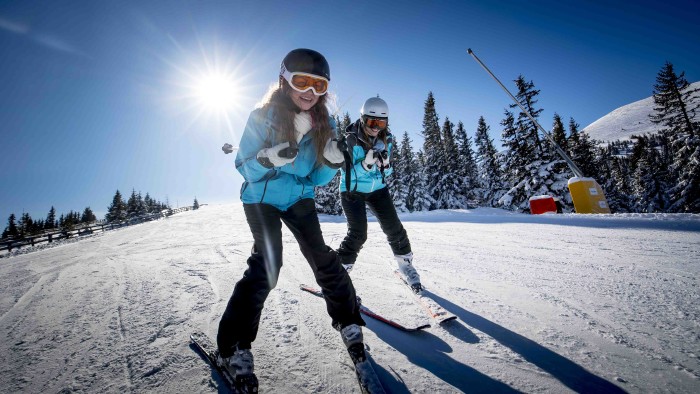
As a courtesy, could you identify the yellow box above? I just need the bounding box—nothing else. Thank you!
[567,177,612,214]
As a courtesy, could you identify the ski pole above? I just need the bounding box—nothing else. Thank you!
[467,48,585,178]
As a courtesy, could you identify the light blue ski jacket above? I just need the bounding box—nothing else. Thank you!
[339,121,394,194]
[235,108,340,210]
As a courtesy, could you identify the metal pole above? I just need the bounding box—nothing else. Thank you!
[467,48,585,178]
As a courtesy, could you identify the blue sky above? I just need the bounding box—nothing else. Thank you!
[1,0,699,223]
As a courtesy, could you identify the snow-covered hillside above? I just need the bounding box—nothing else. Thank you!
[1,204,699,393]
[582,81,700,143]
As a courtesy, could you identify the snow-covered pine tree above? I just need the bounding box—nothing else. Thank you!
[473,116,505,207]
[412,150,433,211]
[630,135,671,212]
[650,61,699,137]
[387,133,408,212]
[568,118,598,179]
[650,62,700,212]
[421,92,443,210]
[397,132,417,211]
[551,114,568,153]
[499,77,570,211]
[106,190,127,223]
[454,121,479,206]
[435,118,464,209]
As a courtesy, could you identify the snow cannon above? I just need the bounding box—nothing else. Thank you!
[468,48,613,214]
[529,195,558,215]
[568,177,611,214]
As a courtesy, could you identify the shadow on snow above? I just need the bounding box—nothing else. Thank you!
[428,291,627,394]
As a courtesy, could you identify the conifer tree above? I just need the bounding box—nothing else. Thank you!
[568,118,598,178]
[512,75,544,159]
[474,116,504,206]
[412,150,433,211]
[435,118,463,208]
[45,206,57,230]
[387,134,408,212]
[193,197,200,210]
[454,121,479,205]
[551,114,568,153]
[650,61,699,136]
[106,190,127,222]
[421,92,443,210]
[394,132,416,211]
[19,213,33,238]
[3,213,19,239]
[81,207,97,223]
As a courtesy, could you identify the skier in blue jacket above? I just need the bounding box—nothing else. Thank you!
[337,96,423,293]
[217,49,365,391]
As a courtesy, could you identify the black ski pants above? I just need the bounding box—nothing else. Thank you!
[337,187,411,265]
[218,198,364,357]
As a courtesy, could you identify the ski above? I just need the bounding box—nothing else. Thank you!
[190,331,259,393]
[393,271,458,325]
[300,284,430,332]
[347,343,387,394]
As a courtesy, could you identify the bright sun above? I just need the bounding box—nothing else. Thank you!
[194,72,239,112]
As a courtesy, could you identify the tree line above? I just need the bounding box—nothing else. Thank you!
[316,61,699,214]
[2,189,171,240]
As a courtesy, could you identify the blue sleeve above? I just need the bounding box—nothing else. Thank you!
[234,110,275,182]
[309,165,339,186]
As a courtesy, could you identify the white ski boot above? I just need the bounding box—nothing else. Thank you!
[395,253,423,293]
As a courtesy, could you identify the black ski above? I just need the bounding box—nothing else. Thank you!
[300,284,430,332]
[393,271,457,324]
[347,343,387,394]
[190,331,258,393]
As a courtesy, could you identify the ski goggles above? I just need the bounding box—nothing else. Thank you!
[281,69,329,96]
[363,117,388,130]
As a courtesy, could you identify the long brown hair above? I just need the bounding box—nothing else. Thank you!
[258,78,334,166]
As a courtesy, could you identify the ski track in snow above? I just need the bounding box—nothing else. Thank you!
[0,204,698,393]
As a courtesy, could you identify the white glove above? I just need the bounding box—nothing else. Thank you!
[257,142,296,168]
[294,111,313,143]
[362,149,377,170]
[323,139,345,164]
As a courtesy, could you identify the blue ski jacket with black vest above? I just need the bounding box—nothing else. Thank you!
[235,108,340,210]
[339,120,394,194]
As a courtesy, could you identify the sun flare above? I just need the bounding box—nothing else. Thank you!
[194,72,239,112]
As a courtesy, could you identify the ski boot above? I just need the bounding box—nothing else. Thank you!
[218,347,258,393]
[395,253,423,293]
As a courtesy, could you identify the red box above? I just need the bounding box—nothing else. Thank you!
[529,195,557,214]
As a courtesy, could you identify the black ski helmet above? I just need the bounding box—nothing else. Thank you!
[280,48,330,81]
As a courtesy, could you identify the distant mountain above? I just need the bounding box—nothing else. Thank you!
[582,81,700,143]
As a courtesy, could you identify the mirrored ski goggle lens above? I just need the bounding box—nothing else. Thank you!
[365,118,387,129]
[284,73,328,95]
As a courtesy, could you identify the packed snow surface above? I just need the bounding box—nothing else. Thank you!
[1,204,698,393]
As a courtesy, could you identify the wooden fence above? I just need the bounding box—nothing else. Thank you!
[0,206,194,254]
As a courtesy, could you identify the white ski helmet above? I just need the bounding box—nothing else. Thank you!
[360,96,388,118]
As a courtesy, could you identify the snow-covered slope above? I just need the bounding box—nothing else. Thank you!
[1,204,699,393]
[583,81,700,143]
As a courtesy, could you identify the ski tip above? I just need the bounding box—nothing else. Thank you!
[467,48,473,54]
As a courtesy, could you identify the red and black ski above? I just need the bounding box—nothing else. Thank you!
[300,284,430,332]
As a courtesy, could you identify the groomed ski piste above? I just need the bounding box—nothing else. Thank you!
[1,203,698,393]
